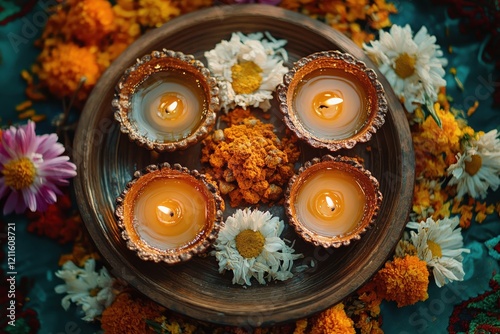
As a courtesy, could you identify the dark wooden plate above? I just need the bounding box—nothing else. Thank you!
[73,4,415,328]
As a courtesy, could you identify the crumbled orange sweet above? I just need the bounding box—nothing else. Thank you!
[201,108,300,207]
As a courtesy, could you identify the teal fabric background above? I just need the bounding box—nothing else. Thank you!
[0,1,499,333]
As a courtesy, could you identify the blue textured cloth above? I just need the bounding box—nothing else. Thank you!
[0,1,499,333]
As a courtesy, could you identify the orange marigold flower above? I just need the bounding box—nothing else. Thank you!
[375,255,429,307]
[173,0,214,14]
[37,43,100,102]
[64,0,115,45]
[101,293,165,334]
[346,0,369,21]
[293,318,308,334]
[355,312,384,334]
[452,198,474,229]
[310,303,355,334]
[357,279,383,317]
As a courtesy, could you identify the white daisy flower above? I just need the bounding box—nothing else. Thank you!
[204,31,288,112]
[447,130,500,199]
[407,216,470,287]
[363,24,447,124]
[213,208,302,286]
[55,258,116,321]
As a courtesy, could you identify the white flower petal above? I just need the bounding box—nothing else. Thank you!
[213,208,302,286]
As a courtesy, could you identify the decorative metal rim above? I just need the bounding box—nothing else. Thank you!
[115,162,225,264]
[277,50,388,151]
[112,49,220,152]
[284,154,383,248]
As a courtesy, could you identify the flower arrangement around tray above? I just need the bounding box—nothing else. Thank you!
[2,0,500,333]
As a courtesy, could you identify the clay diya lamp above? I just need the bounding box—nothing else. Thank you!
[285,155,382,248]
[277,50,387,151]
[115,163,225,264]
[113,49,219,152]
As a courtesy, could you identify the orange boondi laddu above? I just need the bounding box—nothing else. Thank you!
[201,108,300,207]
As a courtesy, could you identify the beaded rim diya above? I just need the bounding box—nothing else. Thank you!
[277,50,387,151]
[112,49,219,152]
[115,162,225,264]
[284,155,383,248]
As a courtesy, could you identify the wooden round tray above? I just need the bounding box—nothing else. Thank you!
[73,4,415,328]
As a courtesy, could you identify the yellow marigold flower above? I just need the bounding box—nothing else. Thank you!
[137,0,181,28]
[375,255,429,307]
[64,0,115,45]
[421,106,463,155]
[346,0,369,21]
[349,23,375,46]
[367,0,397,30]
[310,303,355,334]
[474,201,495,223]
[321,1,347,18]
[101,293,165,334]
[462,125,475,139]
[108,2,141,55]
[412,102,465,178]
[37,43,100,102]
[413,182,431,214]
[433,200,451,220]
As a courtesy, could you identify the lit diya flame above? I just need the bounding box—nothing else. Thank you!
[285,155,382,248]
[112,49,220,152]
[277,50,387,151]
[115,163,225,264]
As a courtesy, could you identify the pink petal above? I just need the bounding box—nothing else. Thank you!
[2,132,19,160]
[38,185,57,204]
[41,155,70,166]
[25,121,37,148]
[16,125,28,156]
[3,190,22,215]
[22,188,37,212]
[36,134,63,158]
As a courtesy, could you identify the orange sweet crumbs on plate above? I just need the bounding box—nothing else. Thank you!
[201,108,300,207]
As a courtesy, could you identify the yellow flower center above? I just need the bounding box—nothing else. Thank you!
[89,287,100,297]
[235,229,265,259]
[231,61,263,95]
[394,53,416,79]
[464,154,482,176]
[427,240,442,258]
[3,157,37,190]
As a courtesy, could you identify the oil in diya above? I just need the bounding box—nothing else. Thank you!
[113,49,219,152]
[285,155,382,248]
[115,163,224,264]
[277,50,387,151]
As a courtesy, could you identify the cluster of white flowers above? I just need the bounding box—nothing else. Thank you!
[55,259,116,321]
[205,31,288,112]
[448,129,500,199]
[406,216,470,287]
[213,208,302,286]
[363,24,447,125]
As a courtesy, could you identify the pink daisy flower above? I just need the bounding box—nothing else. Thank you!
[0,121,77,215]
